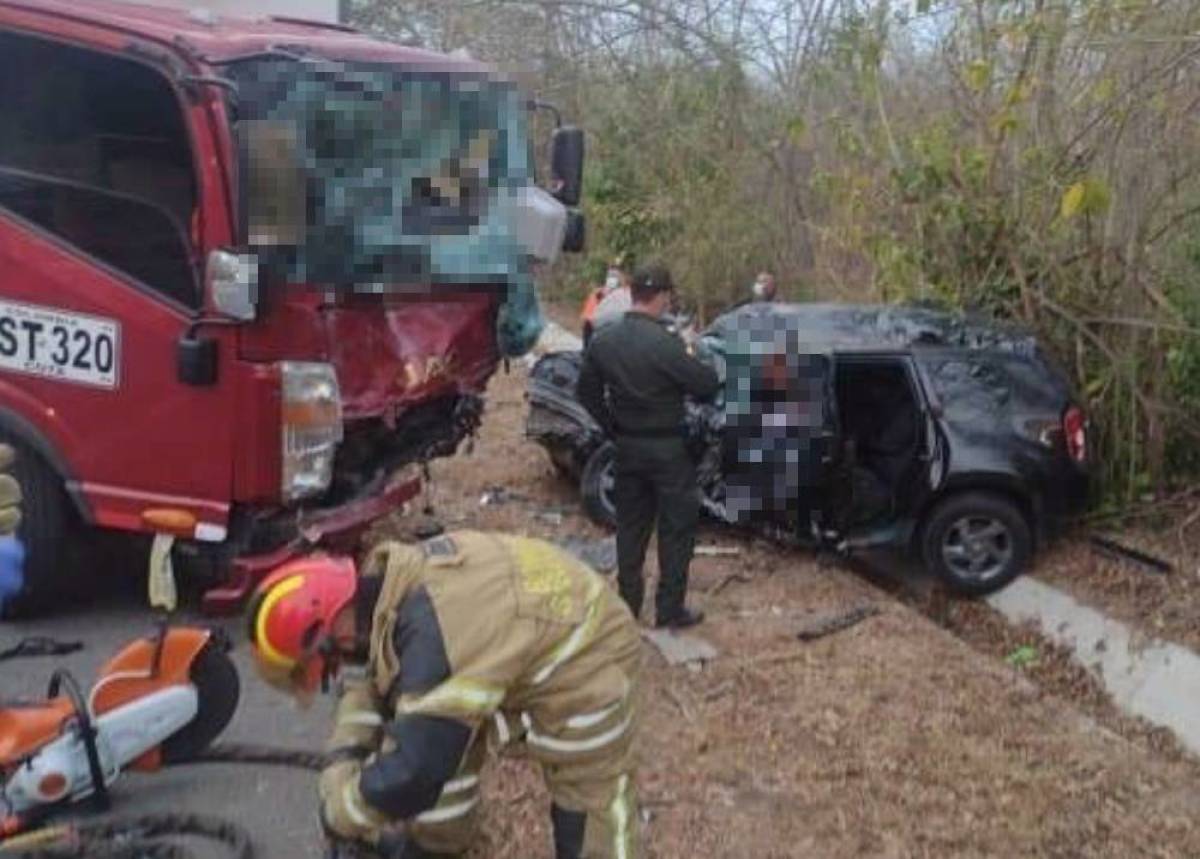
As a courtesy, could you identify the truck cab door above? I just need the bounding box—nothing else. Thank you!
[720,349,840,542]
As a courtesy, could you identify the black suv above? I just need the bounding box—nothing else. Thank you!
[526,303,1090,595]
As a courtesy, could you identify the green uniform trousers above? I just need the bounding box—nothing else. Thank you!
[612,435,698,622]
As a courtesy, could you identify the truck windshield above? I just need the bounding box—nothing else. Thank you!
[227,58,534,294]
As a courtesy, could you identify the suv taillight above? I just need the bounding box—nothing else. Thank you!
[1063,406,1087,464]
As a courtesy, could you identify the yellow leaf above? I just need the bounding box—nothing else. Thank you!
[1061,182,1086,219]
[786,117,807,146]
[966,60,991,92]
[1081,177,1111,215]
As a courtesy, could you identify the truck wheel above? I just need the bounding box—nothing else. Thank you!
[162,641,241,763]
[920,492,1032,596]
[580,443,617,529]
[0,439,75,618]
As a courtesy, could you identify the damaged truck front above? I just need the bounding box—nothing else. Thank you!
[0,0,584,615]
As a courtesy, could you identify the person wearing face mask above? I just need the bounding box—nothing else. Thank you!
[750,271,777,303]
[581,259,628,347]
[577,264,720,629]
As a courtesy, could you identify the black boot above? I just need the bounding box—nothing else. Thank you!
[551,803,587,859]
[655,606,705,629]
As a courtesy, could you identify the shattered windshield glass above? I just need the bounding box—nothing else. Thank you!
[227,57,541,354]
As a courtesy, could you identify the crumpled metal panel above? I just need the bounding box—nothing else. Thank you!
[322,296,499,420]
[707,302,1040,356]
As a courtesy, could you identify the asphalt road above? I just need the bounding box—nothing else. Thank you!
[2,586,334,859]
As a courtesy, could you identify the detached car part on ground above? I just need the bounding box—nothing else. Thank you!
[526,303,1090,595]
[0,2,586,616]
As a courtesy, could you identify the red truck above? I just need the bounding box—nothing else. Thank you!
[0,0,584,615]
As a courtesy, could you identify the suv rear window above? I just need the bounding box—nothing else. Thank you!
[0,31,198,308]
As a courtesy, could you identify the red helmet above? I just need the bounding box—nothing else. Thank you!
[247,554,358,699]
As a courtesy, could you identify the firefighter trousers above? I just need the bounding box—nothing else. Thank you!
[407,714,639,858]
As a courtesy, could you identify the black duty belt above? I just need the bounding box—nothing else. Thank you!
[615,426,682,439]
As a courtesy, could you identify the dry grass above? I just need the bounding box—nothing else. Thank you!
[1034,535,1200,656]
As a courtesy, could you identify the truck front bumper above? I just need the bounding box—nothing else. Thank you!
[200,470,422,615]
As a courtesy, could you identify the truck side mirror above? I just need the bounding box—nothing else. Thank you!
[177,332,218,386]
[563,209,586,253]
[550,126,584,207]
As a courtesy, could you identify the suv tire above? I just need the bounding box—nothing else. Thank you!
[580,442,617,529]
[0,439,76,618]
[920,492,1032,596]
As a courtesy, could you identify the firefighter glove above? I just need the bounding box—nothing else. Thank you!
[0,444,21,537]
[319,759,389,845]
[328,679,384,756]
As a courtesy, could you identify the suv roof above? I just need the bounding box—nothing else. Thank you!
[0,0,487,68]
[706,302,1040,357]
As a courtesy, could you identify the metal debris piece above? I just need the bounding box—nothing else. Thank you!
[1088,535,1172,575]
[556,535,617,573]
[695,545,741,557]
[479,485,528,506]
[642,628,719,666]
[708,572,753,596]
[795,604,880,642]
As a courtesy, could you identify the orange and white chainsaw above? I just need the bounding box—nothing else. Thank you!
[0,625,239,839]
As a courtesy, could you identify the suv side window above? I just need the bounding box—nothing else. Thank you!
[0,30,198,309]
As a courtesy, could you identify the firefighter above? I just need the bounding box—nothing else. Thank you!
[248,530,643,859]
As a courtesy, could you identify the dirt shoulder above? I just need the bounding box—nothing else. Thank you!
[375,365,1200,858]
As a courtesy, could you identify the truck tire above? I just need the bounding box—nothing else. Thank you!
[0,438,75,618]
[919,492,1032,596]
[580,443,617,529]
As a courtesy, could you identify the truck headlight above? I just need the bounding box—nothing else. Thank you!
[280,362,343,502]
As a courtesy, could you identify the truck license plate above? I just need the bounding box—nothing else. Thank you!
[0,301,120,389]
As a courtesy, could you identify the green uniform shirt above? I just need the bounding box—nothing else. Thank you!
[578,311,720,435]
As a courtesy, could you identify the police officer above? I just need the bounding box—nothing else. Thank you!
[248,530,642,859]
[577,264,720,629]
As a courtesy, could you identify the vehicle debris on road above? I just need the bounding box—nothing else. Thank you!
[1088,535,1173,575]
[794,604,881,642]
[555,535,618,573]
[695,545,741,557]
